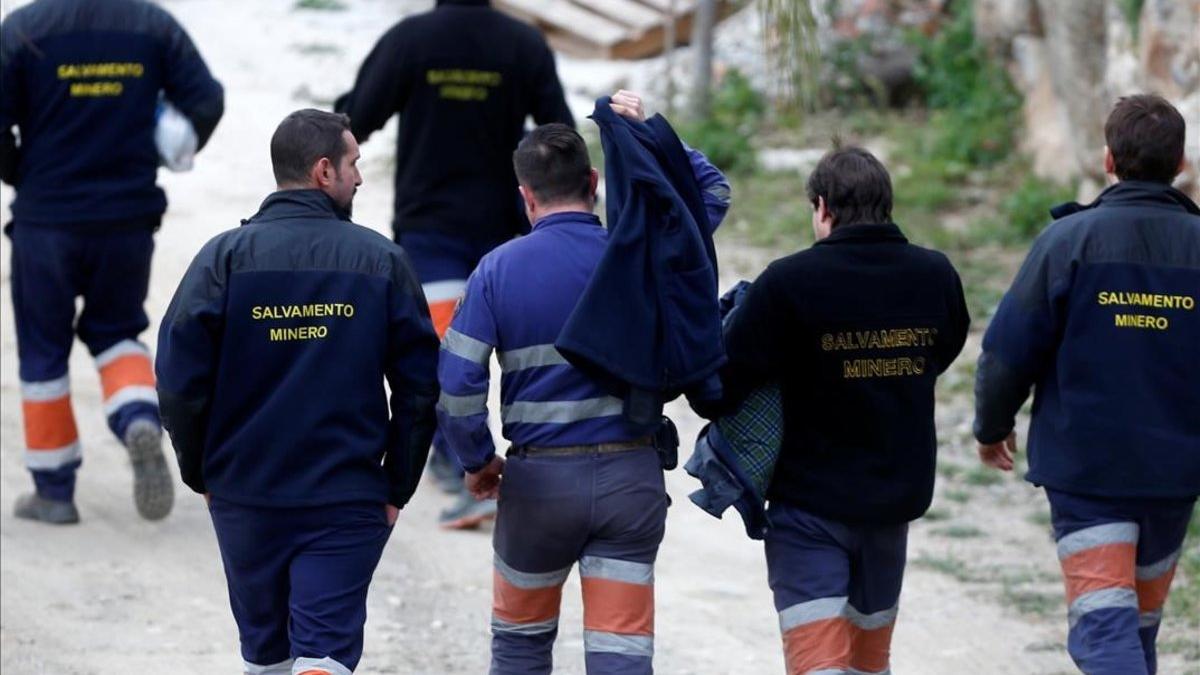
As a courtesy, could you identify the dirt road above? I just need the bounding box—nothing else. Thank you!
[1,1,1186,673]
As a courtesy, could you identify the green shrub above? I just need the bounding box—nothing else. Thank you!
[910,0,1021,166]
[1000,174,1077,239]
[679,70,764,175]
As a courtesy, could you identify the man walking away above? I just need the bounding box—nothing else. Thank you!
[336,0,575,528]
[0,0,225,524]
[975,94,1199,675]
[157,110,440,675]
[707,147,969,675]
[438,93,731,675]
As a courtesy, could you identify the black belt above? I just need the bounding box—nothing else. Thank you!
[510,436,654,458]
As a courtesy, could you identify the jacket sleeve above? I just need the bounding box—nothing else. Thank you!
[155,237,229,494]
[153,6,224,151]
[683,142,732,233]
[383,250,441,509]
[935,255,970,375]
[974,230,1070,443]
[336,25,408,143]
[436,267,499,473]
[0,20,22,185]
[695,266,783,419]
[529,42,574,128]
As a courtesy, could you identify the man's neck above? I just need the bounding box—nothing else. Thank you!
[535,202,593,221]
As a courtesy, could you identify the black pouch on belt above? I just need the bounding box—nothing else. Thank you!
[653,416,680,470]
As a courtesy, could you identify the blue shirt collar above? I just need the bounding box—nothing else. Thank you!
[532,211,602,231]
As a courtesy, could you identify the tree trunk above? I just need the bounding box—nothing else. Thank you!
[690,0,717,119]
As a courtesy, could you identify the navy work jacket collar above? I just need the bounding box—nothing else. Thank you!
[1051,180,1200,219]
[815,222,908,247]
[532,211,602,231]
[242,189,352,226]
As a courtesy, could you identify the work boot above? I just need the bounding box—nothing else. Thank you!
[427,449,465,494]
[438,491,497,530]
[14,492,80,525]
[123,419,174,521]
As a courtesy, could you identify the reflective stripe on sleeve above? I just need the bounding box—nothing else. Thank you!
[438,392,488,417]
[442,328,493,366]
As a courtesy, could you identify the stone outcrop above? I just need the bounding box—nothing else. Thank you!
[977,0,1200,199]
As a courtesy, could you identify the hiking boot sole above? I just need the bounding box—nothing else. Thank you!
[125,422,175,521]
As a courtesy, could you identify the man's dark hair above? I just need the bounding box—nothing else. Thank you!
[270,109,352,185]
[805,146,894,227]
[513,123,592,204]
[1105,94,1186,184]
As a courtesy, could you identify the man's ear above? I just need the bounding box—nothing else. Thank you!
[1103,146,1116,177]
[313,157,334,188]
[588,168,600,198]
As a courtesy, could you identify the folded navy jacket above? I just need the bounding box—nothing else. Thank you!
[685,282,782,539]
[555,97,726,425]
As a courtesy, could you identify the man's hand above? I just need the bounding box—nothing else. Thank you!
[465,455,505,501]
[386,504,399,527]
[978,431,1018,471]
[610,90,646,122]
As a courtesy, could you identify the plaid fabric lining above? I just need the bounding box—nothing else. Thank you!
[714,384,783,497]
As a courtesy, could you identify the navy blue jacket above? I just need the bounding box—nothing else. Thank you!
[156,190,440,508]
[556,98,729,423]
[0,0,224,227]
[975,181,1200,499]
[335,0,573,241]
[715,224,969,524]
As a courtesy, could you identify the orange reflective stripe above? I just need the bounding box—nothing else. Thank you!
[1060,542,1136,603]
[581,577,654,636]
[849,623,896,673]
[492,569,562,625]
[782,617,852,675]
[429,300,456,339]
[21,397,79,450]
[99,353,155,400]
[1136,567,1177,612]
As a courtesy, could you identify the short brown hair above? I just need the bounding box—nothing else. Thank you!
[270,109,352,185]
[1104,95,1186,184]
[512,124,592,204]
[806,146,894,227]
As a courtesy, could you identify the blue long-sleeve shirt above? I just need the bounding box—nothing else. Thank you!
[438,147,730,471]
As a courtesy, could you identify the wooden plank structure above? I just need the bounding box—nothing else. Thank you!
[496,0,736,60]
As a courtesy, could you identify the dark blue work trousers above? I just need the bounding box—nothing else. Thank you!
[490,447,667,675]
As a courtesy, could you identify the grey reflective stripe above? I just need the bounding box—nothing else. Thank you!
[1139,609,1164,627]
[848,670,892,675]
[579,556,653,585]
[502,397,624,425]
[292,656,352,675]
[243,658,294,675]
[498,343,569,372]
[1057,522,1139,560]
[442,328,492,366]
[438,392,487,417]
[778,596,848,632]
[20,376,70,401]
[845,603,899,630]
[494,554,571,589]
[1136,548,1181,580]
[706,183,732,202]
[491,615,559,635]
[583,630,653,657]
[1068,587,1138,627]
